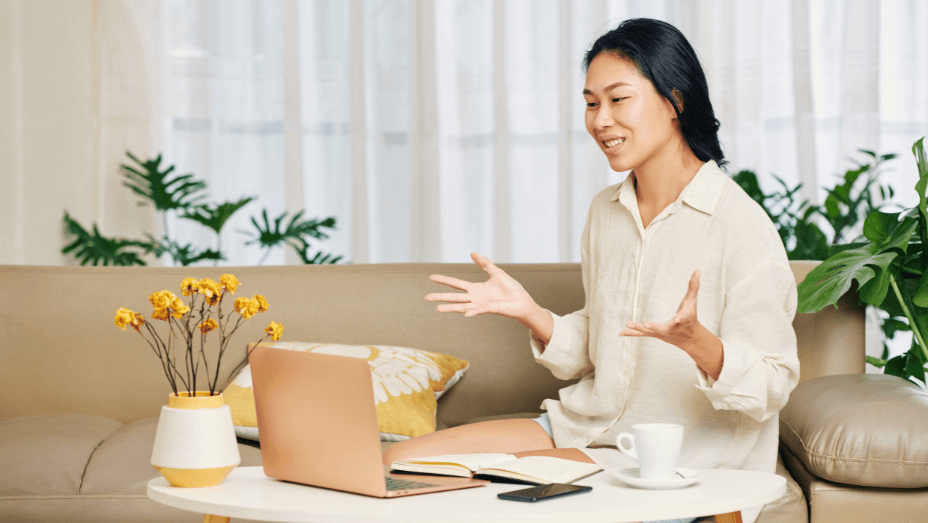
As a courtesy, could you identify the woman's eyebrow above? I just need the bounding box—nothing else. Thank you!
[582,82,632,96]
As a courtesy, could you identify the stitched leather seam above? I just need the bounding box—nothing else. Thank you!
[78,436,112,494]
[781,417,928,466]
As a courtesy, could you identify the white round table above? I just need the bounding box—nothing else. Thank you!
[148,466,785,523]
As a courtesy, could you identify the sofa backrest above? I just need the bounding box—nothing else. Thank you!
[0,261,863,425]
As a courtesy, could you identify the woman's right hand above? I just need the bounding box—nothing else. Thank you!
[425,252,536,321]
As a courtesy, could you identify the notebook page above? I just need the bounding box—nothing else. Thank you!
[486,456,601,483]
[399,453,516,472]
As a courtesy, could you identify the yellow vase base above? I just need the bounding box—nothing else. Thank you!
[155,464,237,487]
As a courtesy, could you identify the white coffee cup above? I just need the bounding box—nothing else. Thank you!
[616,423,684,481]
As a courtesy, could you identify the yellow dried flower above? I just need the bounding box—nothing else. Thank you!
[114,308,136,331]
[234,297,259,319]
[170,297,190,318]
[199,318,218,334]
[205,293,220,306]
[220,274,240,294]
[180,277,198,296]
[254,294,269,313]
[197,278,222,300]
[265,321,283,341]
[149,290,174,311]
[151,307,170,321]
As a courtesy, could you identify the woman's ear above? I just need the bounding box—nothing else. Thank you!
[671,88,684,114]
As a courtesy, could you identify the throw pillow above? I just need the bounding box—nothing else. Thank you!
[222,342,469,442]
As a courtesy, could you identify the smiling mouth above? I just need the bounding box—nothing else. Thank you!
[602,138,626,149]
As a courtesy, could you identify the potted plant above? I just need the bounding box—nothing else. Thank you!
[797,138,928,385]
[114,274,284,487]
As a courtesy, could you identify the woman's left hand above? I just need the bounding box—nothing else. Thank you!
[619,269,724,379]
[619,269,702,348]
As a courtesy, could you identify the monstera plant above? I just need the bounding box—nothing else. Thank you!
[797,138,928,385]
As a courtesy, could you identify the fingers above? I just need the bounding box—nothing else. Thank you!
[621,321,671,338]
[435,303,471,314]
[429,274,472,291]
[433,303,484,318]
[686,269,700,297]
[471,252,499,276]
[425,292,470,303]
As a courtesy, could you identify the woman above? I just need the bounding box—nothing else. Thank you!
[384,18,799,523]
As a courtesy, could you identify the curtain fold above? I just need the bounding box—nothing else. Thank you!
[408,0,441,262]
[2,0,928,267]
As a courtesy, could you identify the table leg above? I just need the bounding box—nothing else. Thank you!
[714,511,743,523]
[203,515,230,523]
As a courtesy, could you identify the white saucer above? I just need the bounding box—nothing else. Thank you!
[612,468,704,490]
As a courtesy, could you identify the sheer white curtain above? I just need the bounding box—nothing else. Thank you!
[4,0,926,266]
[141,0,928,266]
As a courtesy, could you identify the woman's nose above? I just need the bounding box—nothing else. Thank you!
[592,105,614,129]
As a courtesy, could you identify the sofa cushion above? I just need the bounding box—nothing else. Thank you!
[781,444,928,523]
[223,342,469,442]
[0,414,122,496]
[780,373,928,488]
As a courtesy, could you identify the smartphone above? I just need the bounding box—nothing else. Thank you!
[497,483,593,502]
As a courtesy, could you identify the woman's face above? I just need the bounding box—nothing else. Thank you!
[583,53,680,173]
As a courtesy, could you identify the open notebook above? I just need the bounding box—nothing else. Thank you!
[391,453,602,484]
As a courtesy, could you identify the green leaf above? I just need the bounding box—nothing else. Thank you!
[144,235,224,266]
[182,197,255,235]
[293,239,343,265]
[914,271,928,308]
[61,213,148,266]
[914,138,927,218]
[796,243,898,313]
[882,317,911,340]
[885,354,907,378]
[862,211,917,251]
[243,209,338,249]
[788,221,829,261]
[121,151,207,212]
[858,262,893,306]
[913,138,928,270]
[905,347,926,385]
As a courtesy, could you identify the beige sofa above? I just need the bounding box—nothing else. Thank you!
[1,262,926,523]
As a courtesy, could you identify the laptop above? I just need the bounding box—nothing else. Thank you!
[249,344,489,497]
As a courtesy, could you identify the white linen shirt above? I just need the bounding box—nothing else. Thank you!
[531,160,800,480]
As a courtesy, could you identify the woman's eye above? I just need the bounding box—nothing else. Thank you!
[586,102,598,108]
[613,97,626,103]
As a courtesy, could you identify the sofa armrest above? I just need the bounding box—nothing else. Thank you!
[779,374,928,488]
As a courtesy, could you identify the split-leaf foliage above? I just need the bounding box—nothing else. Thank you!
[63,152,342,266]
[795,138,928,385]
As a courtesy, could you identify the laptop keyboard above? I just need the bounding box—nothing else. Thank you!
[385,476,440,491]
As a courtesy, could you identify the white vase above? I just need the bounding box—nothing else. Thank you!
[151,391,242,487]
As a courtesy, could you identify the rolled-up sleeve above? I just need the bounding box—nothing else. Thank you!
[531,309,592,380]
[696,254,800,423]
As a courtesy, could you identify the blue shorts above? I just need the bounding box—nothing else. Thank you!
[531,413,696,523]
[531,412,553,438]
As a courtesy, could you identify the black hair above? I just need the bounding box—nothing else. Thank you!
[583,18,726,168]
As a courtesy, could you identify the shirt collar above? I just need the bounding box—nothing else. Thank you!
[611,160,724,215]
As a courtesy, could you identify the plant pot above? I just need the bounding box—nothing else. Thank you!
[150,391,241,487]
